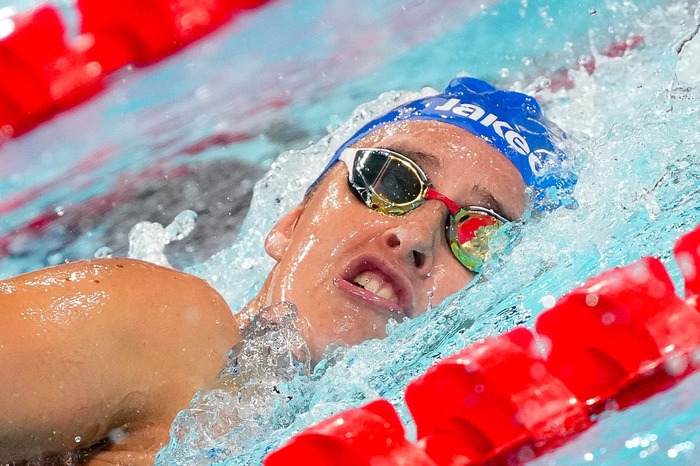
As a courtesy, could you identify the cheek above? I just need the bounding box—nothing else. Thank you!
[415,254,475,315]
[313,190,393,260]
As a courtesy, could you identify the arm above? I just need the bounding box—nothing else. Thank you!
[0,258,240,462]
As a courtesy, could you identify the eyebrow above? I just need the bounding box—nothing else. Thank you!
[377,145,442,170]
[471,185,513,221]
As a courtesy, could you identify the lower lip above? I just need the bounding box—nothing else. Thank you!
[333,277,407,316]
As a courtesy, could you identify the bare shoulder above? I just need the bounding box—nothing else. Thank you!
[2,258,235,327]
[0,259,241,461]
[2,257,240,376]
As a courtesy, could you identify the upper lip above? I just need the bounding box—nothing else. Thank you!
[336,253,415,317]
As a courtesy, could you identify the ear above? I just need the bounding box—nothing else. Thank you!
[264,205,304,261]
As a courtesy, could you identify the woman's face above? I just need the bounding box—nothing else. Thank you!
[259,120,528,362]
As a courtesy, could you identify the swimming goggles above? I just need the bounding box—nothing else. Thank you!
[338,148,508,273]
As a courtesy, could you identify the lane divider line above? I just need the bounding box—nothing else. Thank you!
[265,222,700,466]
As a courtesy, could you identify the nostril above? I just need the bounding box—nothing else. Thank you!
[386,233,401,248]
[412,250,426,269]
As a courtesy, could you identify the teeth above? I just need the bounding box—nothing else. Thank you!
[376,286,399,304]
[353,271,379,292]
[352,271,399,304]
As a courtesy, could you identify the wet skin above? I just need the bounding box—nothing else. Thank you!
[247,119,528,363]
[0,120,526,464]
[0,259,240,464]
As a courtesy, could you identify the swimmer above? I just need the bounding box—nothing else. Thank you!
[0,77,575,465]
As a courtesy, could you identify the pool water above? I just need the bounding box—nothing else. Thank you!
[2,0,699,464]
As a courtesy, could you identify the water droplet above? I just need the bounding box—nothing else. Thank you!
[75,436,81,443]
[529,362,547,379]
[690,347,700,368]
[630,262,652,283]
[94,246,113,259]
[540,295,556,308]
[585,293,599,306]
[127,221,171,267]
[677,252,697,280]
[165,210,198,243]
[664,353,688,377]
[532,336,552,358]
[47,253,64,266]
[109,427,127,444]
[195,85,211,101]
[601,312,616,325]
[516,445,535,462]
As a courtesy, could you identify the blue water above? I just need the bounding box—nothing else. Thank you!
[2,0,699,464]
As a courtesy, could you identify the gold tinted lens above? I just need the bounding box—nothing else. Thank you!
[353,150,426,215]
[448,209,504,272]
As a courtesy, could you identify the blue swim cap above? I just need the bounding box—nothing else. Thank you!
[321,77,577,210]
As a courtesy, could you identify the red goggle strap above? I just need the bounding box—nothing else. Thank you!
[425,187,461,215]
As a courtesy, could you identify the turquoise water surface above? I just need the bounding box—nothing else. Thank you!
[2,0,699,464]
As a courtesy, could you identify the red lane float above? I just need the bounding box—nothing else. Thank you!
[405,327,589,466]
[675,223,700,305]
[264,399,437,466]
[537,255,700,410]
[0,6,103,136]
[265,223,700,466]
[78,0,232,74]
[0,0,272,141]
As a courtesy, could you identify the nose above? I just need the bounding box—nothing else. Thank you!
[381,202,447,274]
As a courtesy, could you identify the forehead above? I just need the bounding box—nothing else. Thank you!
[352,120,515,170]
[351,120,529,218]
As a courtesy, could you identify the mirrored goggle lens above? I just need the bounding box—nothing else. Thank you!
[353,150,425,211]
[448,209,504,272]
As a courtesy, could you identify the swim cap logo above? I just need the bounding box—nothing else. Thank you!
[434,98,531,156]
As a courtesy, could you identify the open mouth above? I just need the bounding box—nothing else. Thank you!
[335,255,413,317]
[352,270,400,304]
